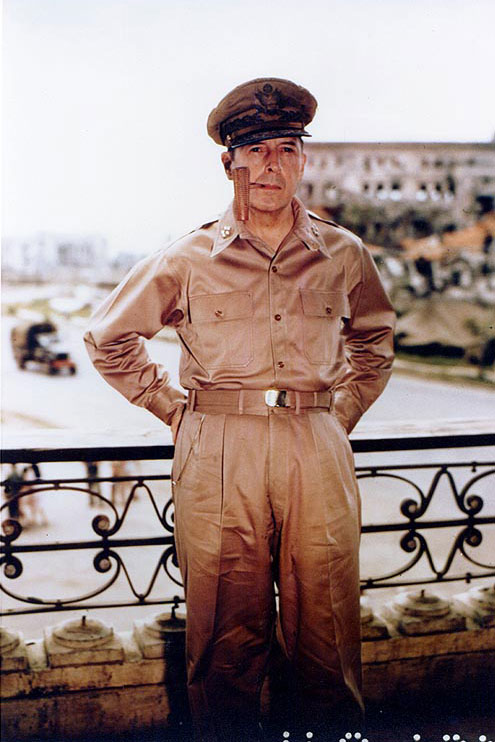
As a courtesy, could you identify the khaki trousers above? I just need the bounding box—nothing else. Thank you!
[172,407,363,741]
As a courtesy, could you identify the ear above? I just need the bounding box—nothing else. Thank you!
[221,151,234,180]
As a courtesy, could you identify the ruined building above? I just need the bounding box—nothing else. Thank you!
[298,140,495,247]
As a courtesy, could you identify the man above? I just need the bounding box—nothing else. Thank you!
[85,77,395,741]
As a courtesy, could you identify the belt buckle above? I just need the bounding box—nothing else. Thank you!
[265,389,288,408]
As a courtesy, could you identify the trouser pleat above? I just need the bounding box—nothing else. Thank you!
[272,412,363,733]
[174,413,275,740]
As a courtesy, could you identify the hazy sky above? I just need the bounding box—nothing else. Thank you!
[3,0,495,255]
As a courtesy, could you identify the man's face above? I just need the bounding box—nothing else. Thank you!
[222,137,306,214]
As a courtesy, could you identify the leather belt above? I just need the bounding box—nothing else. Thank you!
[186,389,333,415]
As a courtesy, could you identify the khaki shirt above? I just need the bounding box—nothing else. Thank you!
[84,198,395,432]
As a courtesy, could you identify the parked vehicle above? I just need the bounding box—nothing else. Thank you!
[10,320,77,375]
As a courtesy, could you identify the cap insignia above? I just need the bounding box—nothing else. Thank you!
[255,86,302,117]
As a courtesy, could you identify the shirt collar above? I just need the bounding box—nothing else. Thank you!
[290,197,329,254]
[210,197,330,258]
[211,202,240,256]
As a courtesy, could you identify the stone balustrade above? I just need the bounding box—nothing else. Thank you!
[2,585,494,740]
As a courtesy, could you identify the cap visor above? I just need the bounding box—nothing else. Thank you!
[229,128,311,149]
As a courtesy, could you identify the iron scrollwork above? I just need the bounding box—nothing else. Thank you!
[1,472,182,613]
[358,462,494,589]
[1,457,494,615]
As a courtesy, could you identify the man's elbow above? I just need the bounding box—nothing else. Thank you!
[83,329,97,351]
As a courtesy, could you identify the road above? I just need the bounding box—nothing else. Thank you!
[3,314,495,432]
[2,315,175,432]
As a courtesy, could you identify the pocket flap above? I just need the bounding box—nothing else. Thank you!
[299,289,350,318]
[189,291,253,323]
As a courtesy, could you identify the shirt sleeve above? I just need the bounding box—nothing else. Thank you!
[83,250,187,426]
[332,243,396,433]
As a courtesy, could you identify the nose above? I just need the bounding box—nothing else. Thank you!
[266,149,281,172]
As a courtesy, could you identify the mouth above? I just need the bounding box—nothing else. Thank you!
[251,183,283,190]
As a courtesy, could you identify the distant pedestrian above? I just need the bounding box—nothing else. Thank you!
[21,464,48,527]
[85,461,101,507]
[111,461,135,506]
[3,464,25,521]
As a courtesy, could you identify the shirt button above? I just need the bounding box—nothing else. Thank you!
[215,309,223,317]
[271,266,278,273]
[277,361,285,368]
[274,314,281,321]
[325,306,332,315]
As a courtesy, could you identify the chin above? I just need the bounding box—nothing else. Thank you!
[251,194,291,212]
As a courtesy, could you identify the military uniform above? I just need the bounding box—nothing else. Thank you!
[85,78,395,741]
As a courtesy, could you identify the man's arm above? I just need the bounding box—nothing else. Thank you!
[333,244,396,433]
[84,250,187,432]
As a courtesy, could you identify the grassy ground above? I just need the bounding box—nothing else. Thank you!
[394,353,494,388]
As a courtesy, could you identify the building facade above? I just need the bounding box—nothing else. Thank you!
[298,141,495,246]
[2,233,108,282]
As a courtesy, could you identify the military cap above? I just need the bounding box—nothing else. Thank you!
[207,77,317,149]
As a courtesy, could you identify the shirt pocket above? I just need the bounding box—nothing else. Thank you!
[189,291,254,369]
[299,289,350,364]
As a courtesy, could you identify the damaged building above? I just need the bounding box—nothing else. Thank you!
[298,139,495,246]
[298,140,495,370]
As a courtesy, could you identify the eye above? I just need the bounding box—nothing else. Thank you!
[249,146,263,153]
[281,146,297,153]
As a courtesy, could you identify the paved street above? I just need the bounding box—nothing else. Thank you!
[3,312,495,431]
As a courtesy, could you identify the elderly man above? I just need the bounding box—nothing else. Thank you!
[85,77,395,741]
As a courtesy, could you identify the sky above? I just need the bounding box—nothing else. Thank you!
[3,0,495,256]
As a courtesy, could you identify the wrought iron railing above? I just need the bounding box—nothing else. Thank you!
[358,460,494,589]
[1,421,494,617]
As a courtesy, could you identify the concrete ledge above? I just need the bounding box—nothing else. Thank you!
[1,685,170,741]
[1,632,167,699]
[362,630,495,703]
[2,623,495,740]
[362,624,495,663]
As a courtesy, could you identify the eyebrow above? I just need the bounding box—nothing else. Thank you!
[250,139,299,147]
[247,138,300,151]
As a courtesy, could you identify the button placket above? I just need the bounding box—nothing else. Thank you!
[268,257,287,380]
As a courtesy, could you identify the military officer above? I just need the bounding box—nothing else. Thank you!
[84,77,395,741]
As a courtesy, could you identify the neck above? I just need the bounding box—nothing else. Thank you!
[246,202,295,250]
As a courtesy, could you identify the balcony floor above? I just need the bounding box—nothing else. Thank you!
[70,690,494,742]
